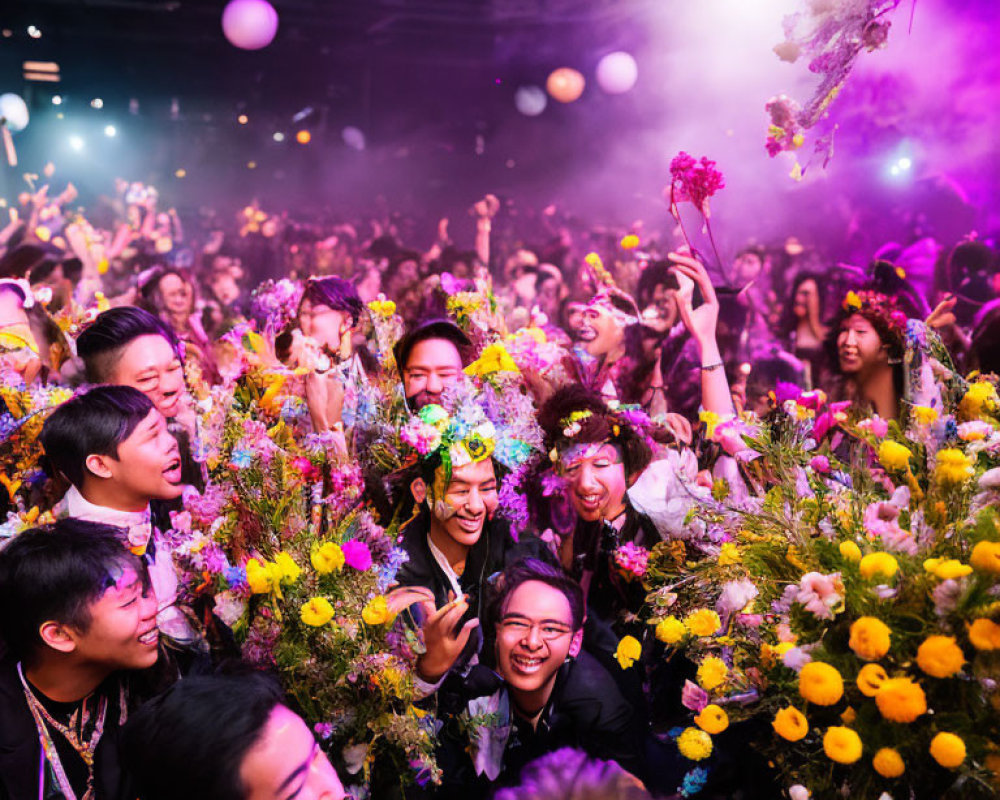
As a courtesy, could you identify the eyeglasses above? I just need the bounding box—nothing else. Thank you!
[499,618,574,641]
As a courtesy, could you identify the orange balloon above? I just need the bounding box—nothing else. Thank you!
[296,129,311,144]
[546,67,585,103]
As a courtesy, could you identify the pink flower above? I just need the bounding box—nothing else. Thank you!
[341,540,372,571]
[809,455,830,474]
[669,152,726,213]
[717,579,759,616]
[681,679,710,712]
[859,415,889,438]
[781,646,812,672]
[794,572,844,620]
[614,542,649,579]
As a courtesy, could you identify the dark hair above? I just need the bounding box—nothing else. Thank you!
[121,673,284,800]
[139,267,196,317]
[300,276,364,327]
[969,299,1000,375]
[636,261,676,310]
[0,519,134,664]
[493,558,585,632]
[393,318,472,373]
[76,306,180,383]
[494,747,651,800]
[777,271,826,340]
[537,385,653,480]
[40,385,154,488]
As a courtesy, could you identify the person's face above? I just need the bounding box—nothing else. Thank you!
[90,408,184,504]
[109,334,186,419]
[299,298,350,353]
[536,280,561,319]
[240,705,345,800]
[837,313,888,375]
[734,252,764,284]
[356,270,381,304]
[496,581,582,700]
[211,272,241,306]
[158,274,193,316]
[61,564,160,671]
[397,259,419,285]
[652,284,679,328]
[793,279,819,321]
[402,338,463,409]
[560,442,628,522]
[432,458,499,548]
[580,306,623,357]
[565,303,586,339]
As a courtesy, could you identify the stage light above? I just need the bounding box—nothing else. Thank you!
[68,135,84,151]
[247,160,257,169]
[273,131,285,142]
[238,113,249,125]
[175,168,187,178]
[91,98,103,109]
[897,156,912,171]
[295,129,311,144]
[221,0,279,51]
[546,67,585,103]
[27,25,42,39]
[52,95,62,105]
[104,124,117,137]
[595,51,638,94]
[514,86,546,117]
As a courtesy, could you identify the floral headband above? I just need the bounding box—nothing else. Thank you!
[547,403,649,464]
[586,291,639,329]
[841,290,907,334]
[401,402,497,486]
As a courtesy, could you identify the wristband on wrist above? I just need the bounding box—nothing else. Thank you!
[700,361,724,372]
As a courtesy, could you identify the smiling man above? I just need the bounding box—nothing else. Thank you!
[0,519,164,800]
[122,673,346,800]
[41,386,198,646]
[393,319,472,410]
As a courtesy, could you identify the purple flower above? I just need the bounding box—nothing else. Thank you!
[341,540,372,571]
[809,455,830,474]
[681,680,710,712]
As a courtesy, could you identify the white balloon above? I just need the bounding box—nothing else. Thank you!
[221,0,279,51]
[514,85,547,117]
[0,93,29,133]
[342,126,366,151]
[595,51,638,95]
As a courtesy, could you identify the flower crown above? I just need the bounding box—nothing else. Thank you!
[548,402,648,463]
[841,290,907,334]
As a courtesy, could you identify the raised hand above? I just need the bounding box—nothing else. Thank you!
[415,592,480,683]
[668,251,719,352]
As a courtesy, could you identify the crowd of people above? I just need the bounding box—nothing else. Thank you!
[0,173,999,800]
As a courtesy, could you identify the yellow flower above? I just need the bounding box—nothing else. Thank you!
[654,616,687,645]
[859,552,898,580]
[873,747,905,778]
[584,252,603,269]
[717,542,742,566]
[856,663,889,697]
[465,343,520,377]
[929,732,966,769]
[923,557,973,580]
[699,410,721,439]
[684,609,722,637]
[694,704,729,734]
[772,706,808,742]
[300,597,335,627]
[615,635,642,669]
[912,405,938,426]
[823,726,863,764]
[875,677,926,722]
[848,616,892,661]
[798,662,844,706]
[935,448,974,486]
[843,290,862,311]
[620,234,640,250]
[273,552,301,583]
[878,440,913,472]
[916,635,965,678]
[246,558,278,595]
[362,596,393,625]
[959,380,999,421]
[968,618,1000,651]
[839,541,862,562]
[761,641,795,668]
[840,706,856,725]
[970,540,1000,575]
[676,727,713,761]
[696,656,728,691]
[311,542,345,574]
[367,298,397,317]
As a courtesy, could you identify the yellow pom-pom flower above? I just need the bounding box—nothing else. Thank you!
[311,542,345,574]
[273,552,302,583]
[912,405,938,426]
[935,448,975,486]
[684,609,722,637]
[772,706,808,742]
[959,380,999,421]
[970,540,1000,575]
[923,558,973,580]
[823,726,863,764]
[856,663,889,697]
[694,704,729,734]
[677,727,713,761]
[875,677,927,722]
[717,542,742,566]
[620,234,640,250]
[843,291,863,311]
[655,616,687,645]
[245,558,273,595]
[465,342,520,377]
[798,662,844,706]
[300,597,335,627]
[848,616,892,661]
[615,635,642,669]
[916,635,966,678]
[878,440,913,472]
[839,541,862,562]
[859,552,899,580]
[696,656,729,691]
[872,747,905,778]
[929,732,966,769]
[361,596,393,625]
[968,618,1000,651]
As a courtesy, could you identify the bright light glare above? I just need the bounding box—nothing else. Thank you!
[897,156,912,171]
[273,132,285,142]
[91,98,104,109]
[68,135,84,151]
[27,25,41,39]
[52,95,63,105]
[104,124,117,137]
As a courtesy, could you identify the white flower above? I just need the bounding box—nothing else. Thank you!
[789,785,811,800]
[979,467,1000,490]
[773,41,802,63]
[717,579,759,616]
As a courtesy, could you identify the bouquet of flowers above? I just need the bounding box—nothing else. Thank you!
[644,361,1000,798]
